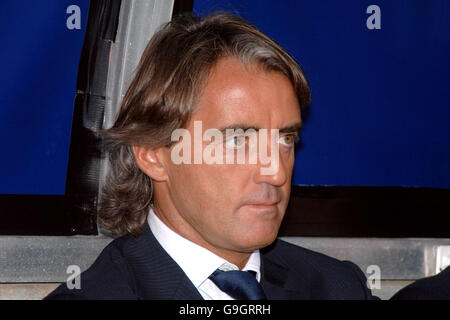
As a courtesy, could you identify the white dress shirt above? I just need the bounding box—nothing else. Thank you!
[147,207,261,300]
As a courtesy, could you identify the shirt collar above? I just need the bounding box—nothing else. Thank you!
[147,207,261,288]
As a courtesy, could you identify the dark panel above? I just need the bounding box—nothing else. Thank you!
[3,186,448,237]
[280,186,450,238]
[0,195,71,235]
[173,0,194,16]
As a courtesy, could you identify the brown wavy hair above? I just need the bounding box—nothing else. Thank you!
[98,12,311,237]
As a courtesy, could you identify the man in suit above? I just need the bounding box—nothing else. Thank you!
[46,12,377,300]
[391,266,450,300]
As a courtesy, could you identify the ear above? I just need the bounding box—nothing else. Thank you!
[132,145,168,182]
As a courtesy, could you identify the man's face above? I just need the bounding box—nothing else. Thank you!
[156,56,301,260]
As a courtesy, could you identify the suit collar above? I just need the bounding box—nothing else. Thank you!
[123,223,203,300]
[260,253,291,299]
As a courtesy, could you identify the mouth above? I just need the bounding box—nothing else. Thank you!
[247,202,278,207]
[242,200,280,216]
[246,199,280,206]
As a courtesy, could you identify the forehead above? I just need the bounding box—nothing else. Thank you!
[190,56,301,130]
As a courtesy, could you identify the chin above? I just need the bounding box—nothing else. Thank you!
[259,232,279,248]
[238,227,280,251]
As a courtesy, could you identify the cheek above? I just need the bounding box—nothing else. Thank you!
[169,163,238,211]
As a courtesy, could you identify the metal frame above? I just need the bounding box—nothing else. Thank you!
[3,237,450,282]
[2,236,450,300]
[281,237,450,280]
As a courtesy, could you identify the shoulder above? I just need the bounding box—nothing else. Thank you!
[391,266,450,300]
[45,235,138,300]
[262,239,378,299]
[265,238,360,273]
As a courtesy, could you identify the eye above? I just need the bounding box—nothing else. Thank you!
[279,134,298,147]
[225,135,246,149]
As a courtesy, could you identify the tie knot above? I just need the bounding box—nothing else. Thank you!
[209,269,266,300]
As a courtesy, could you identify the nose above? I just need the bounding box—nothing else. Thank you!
[252,139,289,187]
[253,158,288,187]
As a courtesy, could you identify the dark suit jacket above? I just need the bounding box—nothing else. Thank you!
[45,223,377,300]
[391,266,450,300]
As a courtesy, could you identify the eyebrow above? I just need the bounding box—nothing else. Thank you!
[279,122,303,134]
[217,122,303,134]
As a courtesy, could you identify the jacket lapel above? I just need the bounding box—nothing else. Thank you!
[123,223,203,300]
[260,255,291,299]
[260,240,312,299]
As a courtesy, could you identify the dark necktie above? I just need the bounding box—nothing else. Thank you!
[209,269,267,300]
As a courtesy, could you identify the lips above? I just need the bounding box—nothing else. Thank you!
[243,203,279,220]
[243,199,281,213]
[247,202,279,207]
[240,192,282,212]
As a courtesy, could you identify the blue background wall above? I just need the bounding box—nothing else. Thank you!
[0,1,448,195]
[0,1,89,194]
[194,0,450,188]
